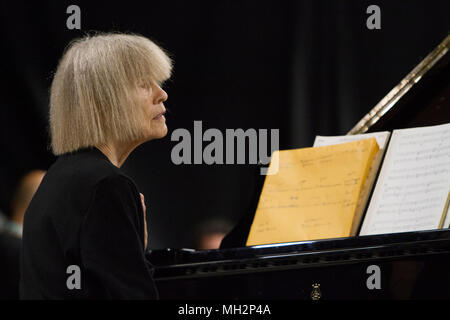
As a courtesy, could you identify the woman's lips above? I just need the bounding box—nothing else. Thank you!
[153,110,166,120]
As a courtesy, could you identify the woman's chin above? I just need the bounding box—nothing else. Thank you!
[146,125,168,141]
[158,125,168,138]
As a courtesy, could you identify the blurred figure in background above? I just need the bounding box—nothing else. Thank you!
[195,218,233,250]
[8,170,46,237]
[0,169,45,299]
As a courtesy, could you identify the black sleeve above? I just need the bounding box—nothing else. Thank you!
[0,231,21,299]
[80,174,157,299]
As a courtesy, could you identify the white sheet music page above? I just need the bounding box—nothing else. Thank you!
[360,123,450,235]
[313,131,391,150]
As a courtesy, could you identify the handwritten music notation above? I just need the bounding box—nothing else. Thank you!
[246,138,379,246]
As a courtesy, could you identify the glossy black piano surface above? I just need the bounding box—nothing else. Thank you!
[147,229,450,299]
[147,34,450,300]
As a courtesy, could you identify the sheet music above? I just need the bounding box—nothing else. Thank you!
[313,131,390,150]
[360,123,450,235]
[313,132,391,234]
[247,138,379,246]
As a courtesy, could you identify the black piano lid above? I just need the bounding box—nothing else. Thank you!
[348,33,450,134]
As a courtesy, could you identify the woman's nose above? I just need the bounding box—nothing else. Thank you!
[155,87,168,104]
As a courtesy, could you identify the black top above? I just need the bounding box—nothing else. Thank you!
[20,148,158,299]
[0,230,21,299]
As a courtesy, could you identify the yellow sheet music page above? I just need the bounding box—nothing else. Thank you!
[246,138,379,246]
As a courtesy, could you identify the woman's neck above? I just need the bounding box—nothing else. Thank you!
[96,140,140,168]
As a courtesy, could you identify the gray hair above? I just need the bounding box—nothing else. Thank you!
[50,32,172,155]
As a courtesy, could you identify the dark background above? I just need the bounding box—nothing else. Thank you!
[0,0,449,249]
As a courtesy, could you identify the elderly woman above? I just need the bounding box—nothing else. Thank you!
[20,33,172,299]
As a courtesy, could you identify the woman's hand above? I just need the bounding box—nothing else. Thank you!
[140,193,148,250]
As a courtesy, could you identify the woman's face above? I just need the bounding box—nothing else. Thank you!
[137,80,169,141]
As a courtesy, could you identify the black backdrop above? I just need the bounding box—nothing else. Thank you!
[0,0,449,248]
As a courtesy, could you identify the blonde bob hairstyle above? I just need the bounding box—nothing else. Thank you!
[49,32,172,155]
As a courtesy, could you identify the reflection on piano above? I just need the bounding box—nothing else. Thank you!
[147,34,450,300]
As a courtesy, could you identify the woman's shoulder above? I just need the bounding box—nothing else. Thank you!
[92,172,139,197]
[45,147,138,197]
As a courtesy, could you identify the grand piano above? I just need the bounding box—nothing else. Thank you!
[147,34,450,300]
